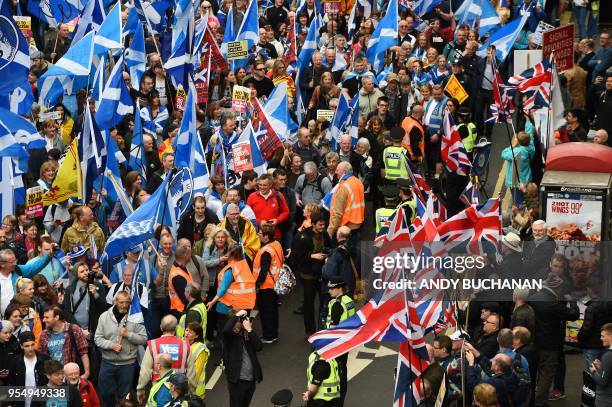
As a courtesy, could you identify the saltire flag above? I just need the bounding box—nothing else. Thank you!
[296,0,324,20]
[477,15,528,61]
[251,98,283,160]
[437,197,502,255]
[127,253,145,324]
[0,156,24,220]
[193,64,210,105]
[328,93,358,150]
[0,0,30,96]
[38,31,95,108]
[72,0,105,45]
[365,0,397,73]
[441,112,472,177]
[174,80,209,195]
[231,0,259,69]
[129,101,147,180]
[96,55,134,130]
[460,180,480,207]
[219,6,235,58]
[164,0,197,90]
[78,107,107,202]
[478,0,501,36]
[125,21,146,91]
[131,0,173,35]
[227,122,267,187]
[265,83,290,142]
[295,15,321,123]
[508,54,553,109]
[394,341,430,407]
[0,119,29,174]
[100,131,132,217]
[0,107,45,150]
[91,55,106,108]
[347,0,359,40]
[27,0,82,27]
[413,0,445,16]
[93,2,123,56]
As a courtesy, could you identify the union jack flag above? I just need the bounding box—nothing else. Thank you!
[491,70,515,123]
[460,180,480,207]
[437,197,502,255]
[508,54,552,109]
[430,194,447,227]
[394,341,430,407]
[441,112,472,177]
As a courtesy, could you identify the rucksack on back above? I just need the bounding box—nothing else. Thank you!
[511,352,531,404]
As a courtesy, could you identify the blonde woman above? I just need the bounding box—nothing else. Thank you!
[37,161,58,191]
[271,59,296,98]
[298,203,321,232]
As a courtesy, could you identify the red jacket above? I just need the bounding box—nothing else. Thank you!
[246,189,290,238]
[77,378,100,407]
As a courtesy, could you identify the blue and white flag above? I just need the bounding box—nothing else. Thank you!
[27,0,82,28]
[458,0,481,27]
[164,0,197,89]
[0,118,29,173]
[158,168,194,236]
[479,0,501,37]
[477,15,528,61]
[72,0,105,45]
[91,55,106,108]
[100,132,131,215]
[376,64,393,87]
[232,0,259,69]
[328,93,358,150]
[347,0,359,40]
[174,81,209,195]
[365,0,397,73]
[0,80,35,116]
[220,7,235,57]
[0,155,24,220]
[227,122,267,186]
[94,2,123,56]
[132,0,173,35]
[96,55,134,130]
[125,21,146,91]
[127,253,144,324]
[38,31,95,106]
[0,0,30,96]
[264,83,289,142]
[78,107,107,202]
[0,107,45,150]
[413,0,445,16]
[129,101,147,180]
[297,15,320,67]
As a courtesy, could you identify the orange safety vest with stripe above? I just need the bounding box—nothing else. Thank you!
[168,265,193,313]
[401,116,425,161]
[217,260,256,310]
[252,241,285,290]
[147,336,190,382]
[330,176,365,226]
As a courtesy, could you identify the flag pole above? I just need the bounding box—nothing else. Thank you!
[491,57,521,209]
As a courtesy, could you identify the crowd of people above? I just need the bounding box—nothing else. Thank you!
[1,0,611,405]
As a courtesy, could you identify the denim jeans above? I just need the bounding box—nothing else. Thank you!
[98,361,136,407]
[574,5,589,38]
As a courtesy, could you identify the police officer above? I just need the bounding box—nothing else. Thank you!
[375,184,399,234]
[396,178,417,223]
[381,127,410,184]
[326,277,355,407]
[304,352,341,407]
[455,106,477,158]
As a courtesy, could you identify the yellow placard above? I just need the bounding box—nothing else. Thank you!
[317,109,335,121]
[444,74,469,104]
[227,40,249,60]
[232,85,251,112]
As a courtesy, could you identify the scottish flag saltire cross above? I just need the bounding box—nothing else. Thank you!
[127,254,144,324]
[0,0,30,96]
[125,21,146,91]
[93,2,123,56]
[365,0,398,73]
[477,15,528,62]
[96,55,134,130]
[0,155,24,220]
[72,0,105,45]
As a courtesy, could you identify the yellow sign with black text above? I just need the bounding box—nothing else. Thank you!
[227,40,249,60]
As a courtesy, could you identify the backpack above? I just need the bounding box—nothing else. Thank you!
[273,263,297,295]
[297,174,325,196]
[511,352,531,405]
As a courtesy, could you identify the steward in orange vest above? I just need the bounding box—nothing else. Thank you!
[206,245,256,315]
[401,105,426,163]
[328,162,365,238]
[253,225,285,343]
[168,263,193,317]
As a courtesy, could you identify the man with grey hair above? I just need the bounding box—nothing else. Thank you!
[328,162,364,238]
[523,220,556,273]
[339,134,352,163]
[138,353,175,405]
[322,152,340,185]
[359,76,384,118]
[293,127,321,167]
[137,315,193,400]
[593,129,609,145]
[0,249,51,315]
[143,133,161,180]
[295,161,333,206]
[300,51,330,103]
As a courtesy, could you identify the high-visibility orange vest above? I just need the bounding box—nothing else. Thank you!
[252,241,285,290]
[168,265,193,312]
[217,260,256,310]
[330,176,365,226]
[401,116,425,161]
[147,336,190,382]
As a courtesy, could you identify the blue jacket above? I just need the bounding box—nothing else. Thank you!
[501,143,535,188]
[588,47,612,84]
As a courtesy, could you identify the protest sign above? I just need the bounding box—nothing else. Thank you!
[14,16,32,40]
[227,40,249,60]
[444,74,468,104]
[25,186,44,218]
[543,24,574,72]
[317,109,335,122]
[232,85,251,113]
[232,142,254,172]
[532,20,554,46]
[175,85,187,112]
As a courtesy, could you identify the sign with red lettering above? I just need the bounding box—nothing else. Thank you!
[324,0,341,13]
[545,193,602,241]
[232,142,254,172]
[542,24,574,72]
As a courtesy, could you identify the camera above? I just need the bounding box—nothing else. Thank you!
[87,270,99,285]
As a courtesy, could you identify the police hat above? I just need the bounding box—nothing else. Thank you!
[328,277,346,289]
[452,58,462,65]
[168,373,189,395]
[396,178,412,190]
[457,106,471,117]
[271,389,293,406]
[382,184,399,198]
[389,126,404,142]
